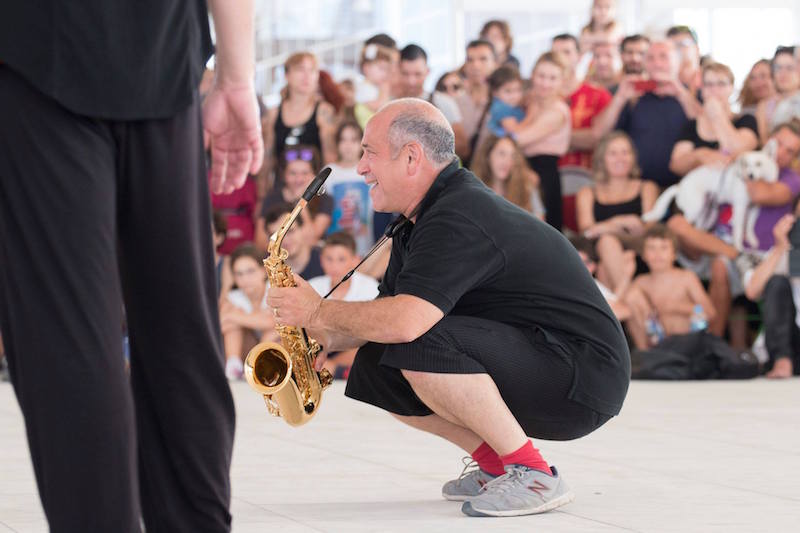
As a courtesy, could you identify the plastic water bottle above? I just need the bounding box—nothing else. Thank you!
[645,313,665,346]
[690,304,708,332]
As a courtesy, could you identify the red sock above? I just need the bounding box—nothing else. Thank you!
[500,441,550,474]
[470,442,505,476]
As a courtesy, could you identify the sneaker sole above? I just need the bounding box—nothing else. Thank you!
[461,490,575,517]
[442,491,475,502]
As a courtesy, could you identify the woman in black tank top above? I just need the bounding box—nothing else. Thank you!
[264,52,337,193]
[274,101,321,157]
[576,132,659,295]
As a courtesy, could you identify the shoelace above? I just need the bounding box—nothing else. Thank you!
[479,467,528,494]
[457,457,480,480]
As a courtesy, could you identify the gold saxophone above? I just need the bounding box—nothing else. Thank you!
[244,168,333,426]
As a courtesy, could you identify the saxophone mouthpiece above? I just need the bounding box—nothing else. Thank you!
[302,167,332,201]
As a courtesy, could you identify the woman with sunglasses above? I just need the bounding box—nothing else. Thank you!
[255,145,333,250]
[435,71,465,100]
[262,52,338,193]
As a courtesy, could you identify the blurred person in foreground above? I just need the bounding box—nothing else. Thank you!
[0,1,263,530]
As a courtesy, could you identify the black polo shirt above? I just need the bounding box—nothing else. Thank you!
[379,160,630,415]
[0,1,212,119]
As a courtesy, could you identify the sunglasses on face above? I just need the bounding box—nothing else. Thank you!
[285,148,314,162]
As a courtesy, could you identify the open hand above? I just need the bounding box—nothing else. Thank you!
[202,82,264,195]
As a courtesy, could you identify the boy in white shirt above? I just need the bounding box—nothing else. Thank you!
[221,244,278,380]
[308,232,379,376]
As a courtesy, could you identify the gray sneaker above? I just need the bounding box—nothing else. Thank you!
[441,458,499,501]
[461,465,575,517]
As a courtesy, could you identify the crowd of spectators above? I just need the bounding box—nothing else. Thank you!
[6,1,800,384]
[207,1,800,382]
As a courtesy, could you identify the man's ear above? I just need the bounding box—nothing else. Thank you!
[405,141,423,173]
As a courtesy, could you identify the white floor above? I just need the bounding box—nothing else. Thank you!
[1,378,800,532]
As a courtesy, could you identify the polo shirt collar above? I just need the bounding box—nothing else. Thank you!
[414,158,460,223]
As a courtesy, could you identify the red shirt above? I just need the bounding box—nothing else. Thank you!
[211,177,258,255]
[559,83,612,169]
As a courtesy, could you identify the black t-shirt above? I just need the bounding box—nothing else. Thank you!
[299,247,324,280]
[616,93,688,188]
[379,160,630,415]
[0,1,212,119]
[677,114,758,150]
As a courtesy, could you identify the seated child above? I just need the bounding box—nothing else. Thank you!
[487,65,525,137]
[624,224,716,350]
[221,243,278,380]
[308,232,379,378]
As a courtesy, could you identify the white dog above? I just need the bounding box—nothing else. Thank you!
[642,140,779,251]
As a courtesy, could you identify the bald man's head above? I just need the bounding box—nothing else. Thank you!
[370,98,455,167]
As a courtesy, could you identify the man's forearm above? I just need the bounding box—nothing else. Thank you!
[313,296,431,345]
[208,0,255,86]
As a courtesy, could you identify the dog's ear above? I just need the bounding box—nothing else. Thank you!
[763,138,778,160]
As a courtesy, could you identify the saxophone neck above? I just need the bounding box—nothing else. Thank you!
[268,200,307,258]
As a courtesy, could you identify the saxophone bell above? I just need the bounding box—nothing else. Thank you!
[243,341,292,395]
[243,166,334,426]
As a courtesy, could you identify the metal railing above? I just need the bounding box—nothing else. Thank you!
[255,29,382,103]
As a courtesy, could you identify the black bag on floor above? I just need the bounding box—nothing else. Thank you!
[631,331,759,380]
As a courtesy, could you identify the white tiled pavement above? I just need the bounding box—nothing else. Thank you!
[2,378,799,532]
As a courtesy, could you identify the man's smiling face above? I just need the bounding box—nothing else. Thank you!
[356,111,410,213]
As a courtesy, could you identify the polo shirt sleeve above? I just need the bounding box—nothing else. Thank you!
[393,211,505,314]
[677,119,697,143]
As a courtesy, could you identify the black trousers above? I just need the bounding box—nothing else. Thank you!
[526,155,562,231]
[345,315,611,441]
[762,275,800,374]
[0,67,235,532]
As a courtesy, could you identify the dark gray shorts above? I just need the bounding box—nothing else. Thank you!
[344,315,612,441]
